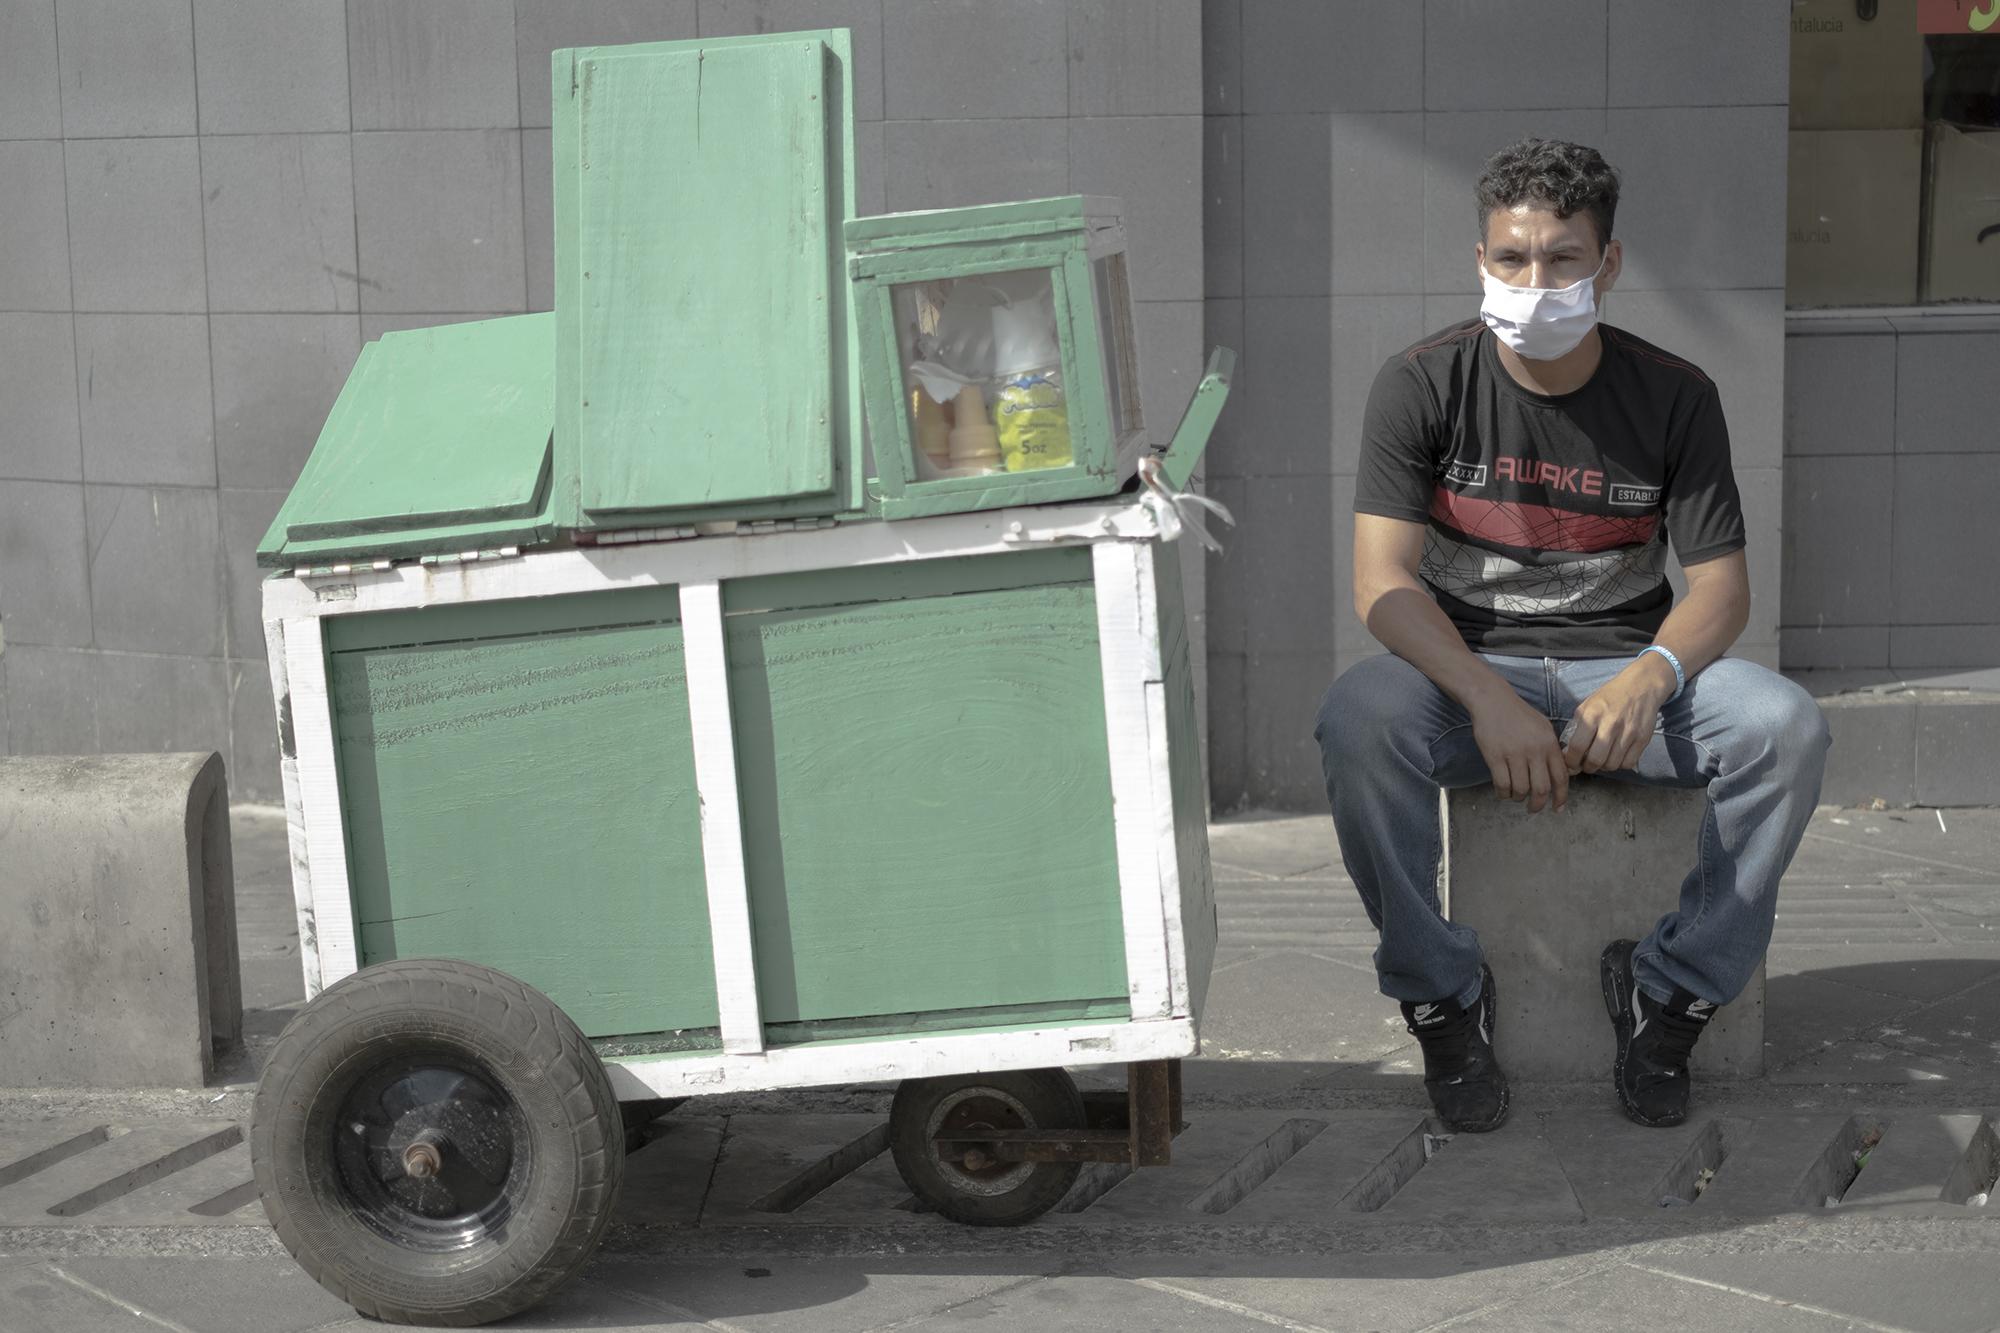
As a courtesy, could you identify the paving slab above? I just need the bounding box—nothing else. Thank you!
[699,1114,894,1227]
[1764,949,2000,1001]
[1214,874,1375,951]
[46,1255,352,1333]
[1208,814,1342,880]
[1438,1260,1850,1332]
[616,1115,727,1228]
[1542,1109,1733,1220]
[1768,1039,1981,1087]
[903,1271,1283,1331]
[1113,1254,1609,1333]
[587,1256,1062,1333]
[1638,1252,2000,1333]
[0,1260,158,1333]
[1370,1123,1585,1225]
[1195,950,1394,1065]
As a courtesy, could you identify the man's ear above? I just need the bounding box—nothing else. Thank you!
[1474,240,1486,282]
[1598,238,1623,295]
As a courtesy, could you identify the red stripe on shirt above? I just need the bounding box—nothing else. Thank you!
[1430,488,1659,554]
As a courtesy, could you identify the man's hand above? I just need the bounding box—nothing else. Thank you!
[1469,686,1570,814]
[1563,655,1677,775]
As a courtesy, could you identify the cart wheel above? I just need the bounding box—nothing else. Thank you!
[889,1068,1084,1227]
[251,959,624,1328]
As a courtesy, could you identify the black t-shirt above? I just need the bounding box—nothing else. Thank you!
[1354,319,1746,658]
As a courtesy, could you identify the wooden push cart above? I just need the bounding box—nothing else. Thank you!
[249,27,1231,1327]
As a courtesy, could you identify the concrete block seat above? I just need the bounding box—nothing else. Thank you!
[0,753,241,1087]
[1444,779,1763,1082]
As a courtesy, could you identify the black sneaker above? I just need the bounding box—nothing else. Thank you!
[1600,939,1715,1127]
[1399,964,1510,1133]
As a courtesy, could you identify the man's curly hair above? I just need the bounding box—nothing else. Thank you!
[1475,139,1621,251]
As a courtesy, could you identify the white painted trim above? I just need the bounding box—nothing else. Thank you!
[1144,678,1191,1017]
[282,616,358,989]
[603,1018,1196,1100]
[260,499,1163,622]
[679,581,766,1056]
[1093,541,1173,1022]
[261,617,325,1000]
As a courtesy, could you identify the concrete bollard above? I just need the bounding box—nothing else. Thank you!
[1444,780,1764,1082]
[0,753,242,1087]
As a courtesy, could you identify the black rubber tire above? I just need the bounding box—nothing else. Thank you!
[251,959,624,1327]
[889,1068,1084,1227]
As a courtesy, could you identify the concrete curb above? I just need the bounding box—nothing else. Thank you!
[1814,689,2000,807]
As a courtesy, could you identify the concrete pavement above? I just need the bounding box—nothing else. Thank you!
[2,803,1997,1330]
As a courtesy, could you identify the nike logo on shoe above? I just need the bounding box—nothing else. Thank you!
[1414,1003,1440,1024]
[1684,998,1715,1020]
[1631,983,1648,1038]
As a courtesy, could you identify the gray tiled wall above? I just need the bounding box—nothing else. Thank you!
[1783,321,2000,675]
[1202,0,1793,812]
[0,0,1207,803]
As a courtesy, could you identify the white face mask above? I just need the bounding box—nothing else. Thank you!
[1478,253,1607,361]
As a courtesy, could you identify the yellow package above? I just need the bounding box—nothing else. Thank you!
[994,372,1072,472]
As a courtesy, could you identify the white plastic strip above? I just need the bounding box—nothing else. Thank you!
[679,581,766,1056]
[261,499,1164,621]
[281,616,357,989]
[1093,541,1175,1021]
[604,1018,1196,1100]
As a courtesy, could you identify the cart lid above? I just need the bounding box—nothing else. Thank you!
[257,314,557,568]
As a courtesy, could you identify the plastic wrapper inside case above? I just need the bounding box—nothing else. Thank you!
[893,269,1073,479]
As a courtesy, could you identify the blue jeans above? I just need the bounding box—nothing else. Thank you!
[1313,652,1831,1010]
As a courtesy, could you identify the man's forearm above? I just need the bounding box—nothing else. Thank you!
[1359,577,1514,713]
[1650,568,1750,681]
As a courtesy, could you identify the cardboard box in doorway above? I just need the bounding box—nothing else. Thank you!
[1791,0,1926,130]
[1788,129,1924,306]
[1926,124,2000,302]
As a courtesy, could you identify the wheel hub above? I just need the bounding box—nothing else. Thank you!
[332,1056,525,1252]
[927,1088,1037,1197]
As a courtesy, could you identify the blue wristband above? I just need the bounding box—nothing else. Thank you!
[1638,644,1685,702]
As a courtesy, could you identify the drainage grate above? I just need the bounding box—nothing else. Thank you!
[1942,1118,2000,1208]
[1656,1120,1729,1208]
[1336,1117,1447,1214]
[1187,1118,1328,1216]
[1055,1160,1135,1214]
[1795,1117,1885,1209]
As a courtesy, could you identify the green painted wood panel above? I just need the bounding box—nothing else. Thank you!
[574,39,838,514]
[723,550,1128,1026]
[1153,546,1216,1021]
[258,315,556,566]
[325,587,719,1039]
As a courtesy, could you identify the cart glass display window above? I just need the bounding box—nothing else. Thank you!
[848,196,1148,520]
[891,267,1076,479]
